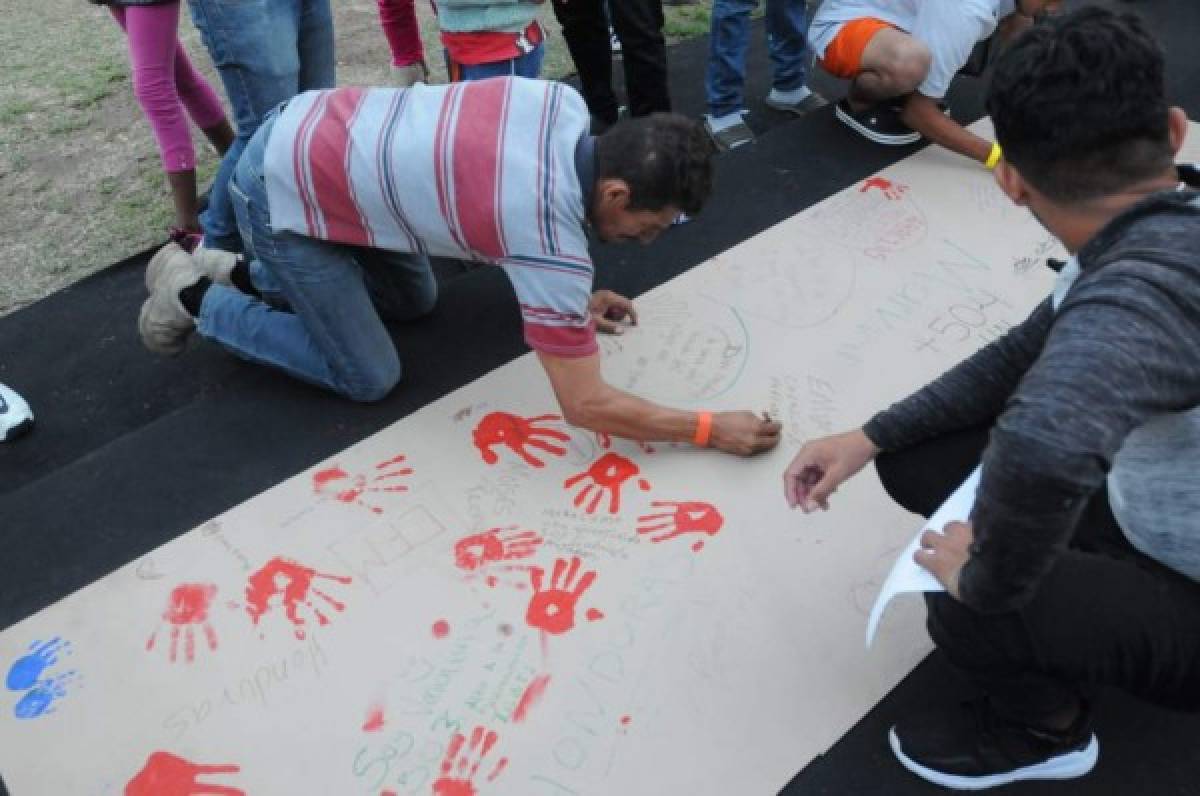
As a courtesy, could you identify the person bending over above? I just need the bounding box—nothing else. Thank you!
[808,0,1060,165]
[785,8,1200,790]
[139,77,780,457]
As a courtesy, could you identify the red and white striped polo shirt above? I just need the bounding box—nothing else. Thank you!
[263,77,597,357]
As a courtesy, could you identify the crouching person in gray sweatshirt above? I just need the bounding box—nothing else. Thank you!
[782,8,1200,791]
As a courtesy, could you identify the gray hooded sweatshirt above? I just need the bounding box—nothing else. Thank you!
[864,166,1200,613]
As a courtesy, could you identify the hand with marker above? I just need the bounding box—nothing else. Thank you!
[589,290,638,335]
[709,411,781,456]
[783,428,879,512]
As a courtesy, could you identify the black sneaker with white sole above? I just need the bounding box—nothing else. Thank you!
[889,697,1098,791]
[835,98,921,146]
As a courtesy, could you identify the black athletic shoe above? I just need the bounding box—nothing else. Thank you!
[889,697,1098,790]
[835,98,921,146]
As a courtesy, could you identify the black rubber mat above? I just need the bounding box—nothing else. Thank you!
[1,0,1197,793]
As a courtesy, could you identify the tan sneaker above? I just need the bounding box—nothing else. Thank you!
[147,241,235,291]
[139,246,202,356]
[192,241,238,285]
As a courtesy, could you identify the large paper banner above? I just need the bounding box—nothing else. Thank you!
[9,121,1169,795]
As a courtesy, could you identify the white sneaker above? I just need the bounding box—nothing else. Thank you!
[0,383,34,442]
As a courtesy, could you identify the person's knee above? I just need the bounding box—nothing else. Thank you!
[131,67,175,108]
[340,353,402,403]
[886,39,932,92]
[875,451,937,517]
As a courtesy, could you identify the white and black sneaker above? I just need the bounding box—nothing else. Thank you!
[835,98,921,146]
[889,697,1098,791]
[0,383,34,442]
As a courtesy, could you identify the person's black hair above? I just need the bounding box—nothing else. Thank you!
[986,7,1174,202]
[594,113,714,216]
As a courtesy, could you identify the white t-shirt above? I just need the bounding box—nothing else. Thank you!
[809,0,1018,99]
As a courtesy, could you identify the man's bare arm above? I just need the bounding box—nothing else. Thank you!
[536,351,781,456]
[901,93,994,163]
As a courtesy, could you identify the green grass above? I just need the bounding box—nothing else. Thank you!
[0,0,719,318]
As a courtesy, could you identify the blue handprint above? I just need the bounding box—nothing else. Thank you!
[5,637,78,720]
[14,671,78,719]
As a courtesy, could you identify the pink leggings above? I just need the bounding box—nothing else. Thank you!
[378,0,425,67]
[109,2,227,173]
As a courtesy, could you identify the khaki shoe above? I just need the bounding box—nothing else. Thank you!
[147,241,235,290]
[139,246,202,356]
[192,242,238,285]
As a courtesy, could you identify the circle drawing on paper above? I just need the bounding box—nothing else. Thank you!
[600,292,749,405]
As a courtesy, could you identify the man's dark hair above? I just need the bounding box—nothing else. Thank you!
[594,113,714,216]
[986,7,1173,202]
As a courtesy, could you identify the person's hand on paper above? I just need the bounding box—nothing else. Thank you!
[711,411,782,455]
[783,429,879,512]
[589,290,638,334]
[913,520,973,600]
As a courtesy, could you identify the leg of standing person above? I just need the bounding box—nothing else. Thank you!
[377,0,428,85]
[551,0,621,128]
[761,0,824,113]
[703,0,756,150]
[186,114,435,401]
[186,0,337,254]
[111,3,219,237]
[446,41,545,82]
[609,0,671,116]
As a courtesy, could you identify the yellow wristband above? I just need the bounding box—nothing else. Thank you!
[985,142,1003,170]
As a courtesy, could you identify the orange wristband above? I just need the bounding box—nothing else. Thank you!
[693,411,713,447]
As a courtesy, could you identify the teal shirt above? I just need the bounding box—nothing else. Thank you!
[437,0,539,34]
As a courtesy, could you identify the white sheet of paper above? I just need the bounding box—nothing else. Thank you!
[866,466,981,647]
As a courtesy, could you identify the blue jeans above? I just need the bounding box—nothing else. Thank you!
[445,40,545,81]
[187,0,336,252]
[705,0,809,118]
[196,112,438,402]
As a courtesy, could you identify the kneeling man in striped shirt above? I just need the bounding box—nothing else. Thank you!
[139,77,780,456]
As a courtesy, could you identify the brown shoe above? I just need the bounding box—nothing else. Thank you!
[139,245,202,356]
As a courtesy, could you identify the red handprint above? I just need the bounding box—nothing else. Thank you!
[433,725,509,796]
[145,583,219,663]
[472,412,570,468]
[637,501,725,552]
[453,527,543,573]
[859,177,908,200]
[244,556,353,640]
[563,453,651,514]
[312,454,413,514]
[525,556,602,635]
[125,751,242,796]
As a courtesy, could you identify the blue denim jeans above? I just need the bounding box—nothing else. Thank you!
[705,0,809,118]
[445,40,545,82]
[196,112,438,402]
[187,0,336,252]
